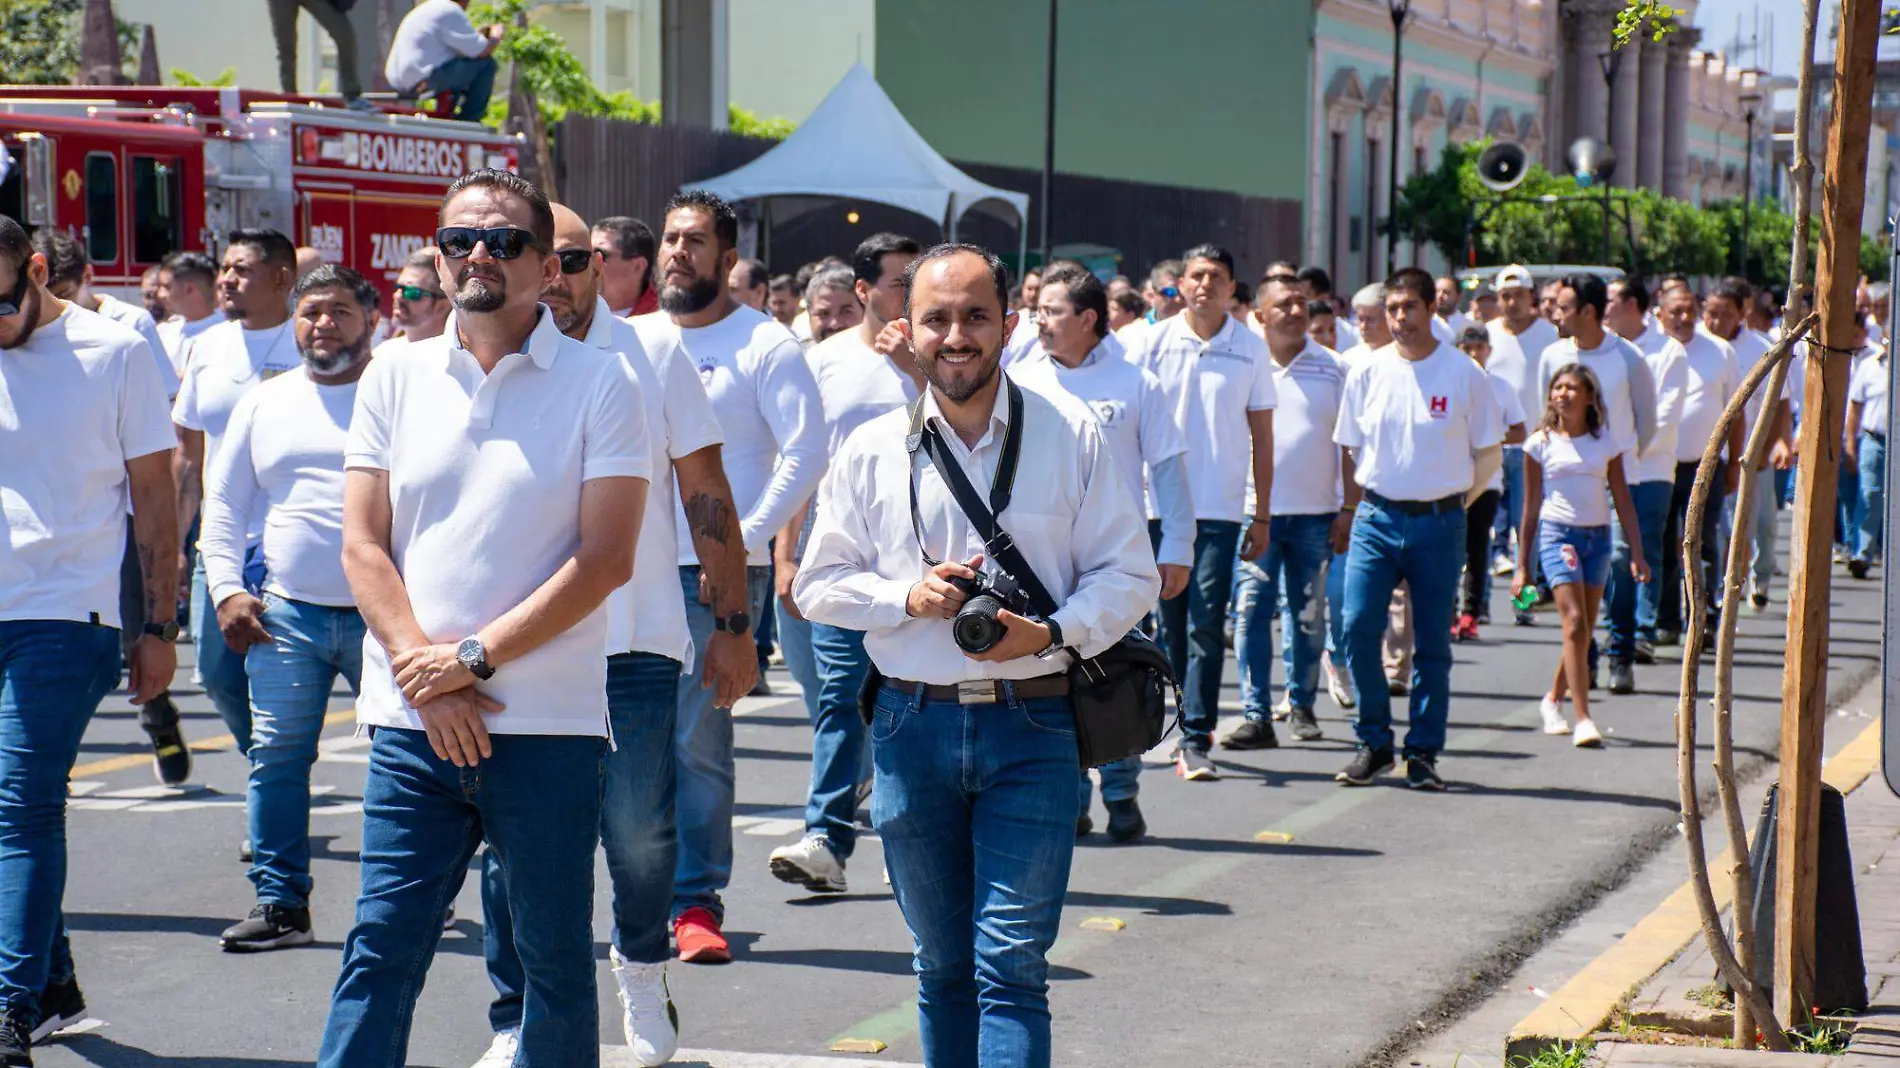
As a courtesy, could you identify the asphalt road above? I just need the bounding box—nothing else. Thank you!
[41,541,1886,1068]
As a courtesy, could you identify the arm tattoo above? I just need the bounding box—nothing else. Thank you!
[139,542,163,618]
[683,492,735,545]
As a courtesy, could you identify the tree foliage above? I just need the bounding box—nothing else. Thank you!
[169,66,237,88]
[0,0,140,84]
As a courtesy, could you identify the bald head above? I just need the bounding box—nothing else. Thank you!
[544,202,603,337]
[550,203,589,248]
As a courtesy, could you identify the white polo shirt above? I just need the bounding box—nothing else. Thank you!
[592,300,724,666]
[1716,326,1788,444]
[0,304,175,626]
[1631,344,1689,484]
[1335,342,1505,502]
[633,303,825,566]
[94,293,178,399]
[1851,353,1890,439]
[1485,316,1559,434]
[201,369,357,609]
[345,309,651,736]
[1262,337,1347,516]
[805,326,921,455]
[1671,329,1742,464]
[1129,313,1278,522]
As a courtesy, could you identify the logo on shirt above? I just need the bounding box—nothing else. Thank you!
[1428,395,1450,418]
[1089,400,1126,427]
[697,359,718,383]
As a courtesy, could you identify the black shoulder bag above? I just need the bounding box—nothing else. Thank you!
[896,378,1182,768]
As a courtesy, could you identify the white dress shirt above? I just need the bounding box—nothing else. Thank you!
[793,383,1160,684]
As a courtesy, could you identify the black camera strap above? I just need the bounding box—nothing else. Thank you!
[905,378,1061,621]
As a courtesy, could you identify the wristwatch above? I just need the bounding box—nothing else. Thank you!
[712,610,751,636]
[456,636,496,681]
[141,620,180,643]
[1035,619,1066,659]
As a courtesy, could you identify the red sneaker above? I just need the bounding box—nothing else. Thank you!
[673,906,731,964]
[1462,616,1481,641]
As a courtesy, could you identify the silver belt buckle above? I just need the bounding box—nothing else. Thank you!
[956,680,994,705]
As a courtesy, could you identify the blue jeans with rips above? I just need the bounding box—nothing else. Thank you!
[871,682,1079,1068]
[191,556,252,753]
[1606,480,1674,662]
[244,596,363,908]
[1151,519,1242,753]
[1340,499,1464,757]
[0,621,119,1025]
[1234,513,1334,717]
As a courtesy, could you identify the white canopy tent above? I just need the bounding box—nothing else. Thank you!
[693,64,1031,269]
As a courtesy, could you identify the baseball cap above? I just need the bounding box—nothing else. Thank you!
[1495,265,1535,291]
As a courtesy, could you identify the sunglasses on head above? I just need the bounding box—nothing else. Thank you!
[0,269,29,319]
[555,248,596,275]
[395,284,445,302]
[435,226,544,261]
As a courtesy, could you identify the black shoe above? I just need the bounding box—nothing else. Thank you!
[0,1010,29,1066]
[138,692,191,787]
[219,904,314,952]
[1633,639,1656,665]
[1750,592,1770,611]
[1608,660,1636,695]
[1849,559,1871,580]
[1287,707,1323,741]
[1335,746,1396,786]
[1655,629,1680,647]
[1221,718,1279,750]
[1406,756,1446,791]
[238,838,253,864]
[31,975,84,1043]
[1386,678,1409,696]
[1104,798,1147,843]
[1475,607,1491,626]
[748,676,774,697]
[1075,814,1094,837]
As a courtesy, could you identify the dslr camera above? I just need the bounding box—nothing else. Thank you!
[946,570,1036,654]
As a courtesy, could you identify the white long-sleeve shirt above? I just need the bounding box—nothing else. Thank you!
[793,383,1160,683]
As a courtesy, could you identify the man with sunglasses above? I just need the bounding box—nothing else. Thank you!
[0,214,181,1064]
[595,216,661,319]
[375,247,452,358]
[471,202,747,1068]
[319,171,651,1068]
[632,189,824,964]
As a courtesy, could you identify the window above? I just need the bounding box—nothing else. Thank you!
[0,147,21,228]
[131,156,183,264]
[83,152,117,263]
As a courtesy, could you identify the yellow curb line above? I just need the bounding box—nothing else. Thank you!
[71,708,357,779]
[1504,717,1883,1060]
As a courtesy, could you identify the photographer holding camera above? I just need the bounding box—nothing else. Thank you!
[794,244,1159,1068]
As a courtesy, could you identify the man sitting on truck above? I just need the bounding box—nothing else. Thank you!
[384,0,504,123]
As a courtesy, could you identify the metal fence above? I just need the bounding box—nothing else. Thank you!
[553,115,1302,283]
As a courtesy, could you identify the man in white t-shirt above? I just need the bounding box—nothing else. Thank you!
[0,216,180,1057]
[1608,278,1669,355]
[383,0,502,122]
[34,231,176,398]
[319,170,651,1068]
[1127,244,1276,782]
[174,230,302,765]
[156,250,224,377]
[472,203,746,1067]
[767,233,922,891]
[1225,272,1351,751]
[1656,286,1742,644]
[198,265,376,954]
[374,246,451,358]
[1703,277,1793,609]
[1484,265,1559,583]
[633,191,825,963]
[1845,342,1891,578]
[1333,268,1504,791]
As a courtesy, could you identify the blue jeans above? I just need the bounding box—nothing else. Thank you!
[1837,450,1861,549]
[0,620,120,1024]
[1494,446,1525,556]
[1234,513,1333,716]
[245,597,364,908]
[1857,432,1887,562]
[484,652,683,1034]
[191,556,252,753]
[673,564,771,921]
[1341,499,1464,757]
[1607,480,1673,660]
[1151,519,1242,752]
[777,599,819,722]
[424,54,497,122]
[1077,757,1140,810]
[1324,549,1348,655]
[871,684,1079,1068]
[805,623,872,858]
[319,728,604,1068]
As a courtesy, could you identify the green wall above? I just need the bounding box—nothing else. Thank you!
[873,0,1314,201]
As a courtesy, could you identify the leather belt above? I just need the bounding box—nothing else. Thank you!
[1363,489,1466,515]
[884,675,1071,706]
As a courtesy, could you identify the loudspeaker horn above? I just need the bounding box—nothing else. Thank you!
[1566,137,1618,187]
[1477,140,1529,192]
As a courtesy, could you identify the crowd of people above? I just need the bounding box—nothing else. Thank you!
[0,161,1890,1068]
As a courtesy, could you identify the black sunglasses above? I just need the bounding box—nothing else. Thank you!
[395,284,445,302]
[555,248,596,275]
[0,269,29,318]
[435,226,544,261]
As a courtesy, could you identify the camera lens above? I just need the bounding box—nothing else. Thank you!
[953,594,1007,653]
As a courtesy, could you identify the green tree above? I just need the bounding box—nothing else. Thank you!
[169,66,237,88]
[0,0,141,84]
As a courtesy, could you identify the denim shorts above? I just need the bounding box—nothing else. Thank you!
[1537,520,1613,588]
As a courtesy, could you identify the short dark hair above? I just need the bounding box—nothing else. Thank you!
[1562,273,1609,320]
[162,250,218,291]
[1384,266,1435,307]
[30,230,85,288]
[1232,279,1253,307]
[664,189,739,251]
[902,243,1010,317]
[1111,289,1145,316]
[1458,324,1491,348]
[293,263,377,312]
[1710,275,1754,309]
[1181,243,1235,280]
[1296,265,1334,296]
[402,246,438,273]
[767,273,797,295]
[443,169,554,251]
[1258,271,1301,297]
[732,256,768,292]
[1611,276,1651,313]
[226,228,298,272]
[1305,298,1335,319]
[0,215,30,274]
[851,232,922,288]
[1042,262,1108,339]
[592,215,655,263]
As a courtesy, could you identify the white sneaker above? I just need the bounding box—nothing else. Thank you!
[471,1029,519,1068]
[768,833,847,893]
[611,947,681,1067]
[1324,652,1357,709]
[1539,695,1571,735]
[1491,553,1516,577]
[1573,718,1604,748]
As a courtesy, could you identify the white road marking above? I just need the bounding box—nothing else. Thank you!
[617,1050,919,1068]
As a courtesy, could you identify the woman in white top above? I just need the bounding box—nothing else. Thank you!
[1512,364,1650,746]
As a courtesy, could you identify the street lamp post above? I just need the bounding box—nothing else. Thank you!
[1598,50,1622,265]
[1741,88,1763,281]
[1038,0,1057,274]
[1385,0,1411,280]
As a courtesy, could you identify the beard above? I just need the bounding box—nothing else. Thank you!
[0,286,42,350]
[301,337,370,375]
[659,275,721,315]
[923,346,998,404]
[453,265,507,313]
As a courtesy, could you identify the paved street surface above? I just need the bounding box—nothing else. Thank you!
[43,546,1885,1068]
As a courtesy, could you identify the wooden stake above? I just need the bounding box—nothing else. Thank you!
[1776,0,1880,1024]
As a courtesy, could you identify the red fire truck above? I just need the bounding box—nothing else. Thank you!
[0,86,521,303]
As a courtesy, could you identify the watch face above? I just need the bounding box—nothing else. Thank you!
[457,637,483,663]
